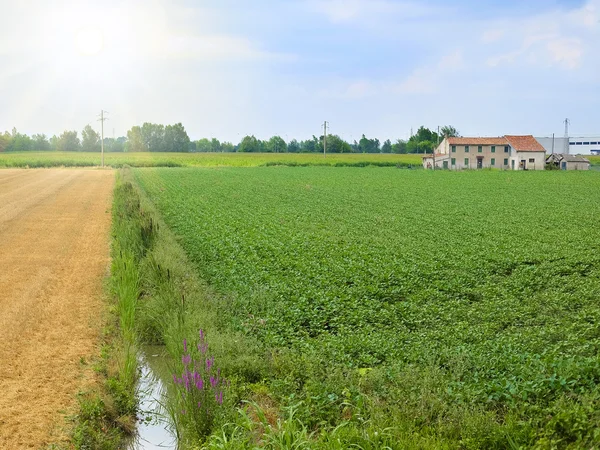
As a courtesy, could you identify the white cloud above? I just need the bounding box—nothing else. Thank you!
[483,1,598,71]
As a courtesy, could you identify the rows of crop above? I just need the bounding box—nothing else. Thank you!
[134,167,600,445]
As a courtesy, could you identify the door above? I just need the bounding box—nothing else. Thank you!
[477,157,483,169]
[520,160,526,170]
[443,161,448,169]
[561,162,567,170]
[511,160,515,170]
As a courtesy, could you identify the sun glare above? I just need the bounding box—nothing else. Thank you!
[75,27,104,56]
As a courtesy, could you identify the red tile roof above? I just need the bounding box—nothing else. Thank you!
[445,135,545,152]
[504,135,545,152]
[447,137,508,146]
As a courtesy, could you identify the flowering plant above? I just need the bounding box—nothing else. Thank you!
[171,329,228,440]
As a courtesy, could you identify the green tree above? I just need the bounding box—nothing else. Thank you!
[288,139,300,153]
[196,138,212,152]
[268,136,287,153]
[32,134,51,151]
[0,132,11,152]
[238,135,261,153]
[81,125,101,152]
[221,141,235,152]
[57,130,81,151]
[441,125,460,138]
[358,134,380,153]
[391,139,408,154]
[381,139,392,153]
[126,126,144,152]
[210,138,221,153]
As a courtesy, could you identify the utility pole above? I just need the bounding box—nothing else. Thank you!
[98,110,109,167]
[323,121,328,157]
[564,118,570,155]
[551,133,555,154]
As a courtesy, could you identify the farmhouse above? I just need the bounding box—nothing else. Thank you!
[423,135,546,170]
[546,153,591,171]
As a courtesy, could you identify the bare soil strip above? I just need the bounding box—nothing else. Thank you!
[0,169,114,449]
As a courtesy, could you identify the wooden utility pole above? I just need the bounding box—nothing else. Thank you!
[98,110,109,167]
[323,121,328,157]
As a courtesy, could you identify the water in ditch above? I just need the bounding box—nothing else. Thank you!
[129,345,178,450]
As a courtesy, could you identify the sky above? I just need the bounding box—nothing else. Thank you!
[0,0,598,143]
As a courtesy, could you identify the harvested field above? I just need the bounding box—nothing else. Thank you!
[0,169,114,448]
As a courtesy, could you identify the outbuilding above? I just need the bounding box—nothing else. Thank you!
[546,154,591,170]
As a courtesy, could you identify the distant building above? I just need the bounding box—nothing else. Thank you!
[423,135,546,170]
[546,154,591,171]
[536,136,600,156]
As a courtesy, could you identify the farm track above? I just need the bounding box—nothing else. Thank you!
[0,169,114,449]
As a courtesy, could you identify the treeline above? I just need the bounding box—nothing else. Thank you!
[0,126,126,153]
[0,123,459,154]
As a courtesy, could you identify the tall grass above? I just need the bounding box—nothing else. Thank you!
[0,151,423,168]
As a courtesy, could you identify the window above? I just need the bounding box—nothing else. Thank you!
[503,158,508,166]
[591,142,599,145]
[451,145,456,152]
[583,142,590,145]
[576,142,583,145]
[569,142,576,145]
[529,158,535,163]
[465,146,470,153]
[451,158,456,165]
[478,145,483,153]
[491,158,496,166]
[491,146,496,153]
[464,158,469,166]
[504,146,509,153]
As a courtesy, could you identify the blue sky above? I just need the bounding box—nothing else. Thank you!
[0,0,598,143]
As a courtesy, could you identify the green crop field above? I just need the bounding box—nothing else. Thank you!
[133,167,600,447]
[0,151,422,168]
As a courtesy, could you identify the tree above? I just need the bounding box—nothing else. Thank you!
[32,134,51,151]
[391,139,408,154]
[441,125,460,138]
[126,126,144,152]
[195,138,212,152]
[268,136,287,153]
[57,130,81,151]
[300,136,319,153]
[221,141,235,152]
[81,125,101,152]
[0,132,11,152]
[407,126,439,154]
[287,139,300,153]
[358,134,380,153]
[381,139,392,154]
[238,135,261,153]
[211,138,221,153]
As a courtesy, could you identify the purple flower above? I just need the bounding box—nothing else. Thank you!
[183,338,188,352]
[182,354,191,366]
[199,329,204,342]
[206,356,214,371]
[216,391,223,405]
[197,401,202,408]
[210,375,218,388]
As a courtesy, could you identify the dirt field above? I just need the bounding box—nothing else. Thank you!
[0,169,114,448]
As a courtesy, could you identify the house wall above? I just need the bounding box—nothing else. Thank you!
[449,143,511,169]
[565,161,590,171]
[512,151,546,171]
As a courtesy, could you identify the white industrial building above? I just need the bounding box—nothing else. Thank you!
[535,136,600,156]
